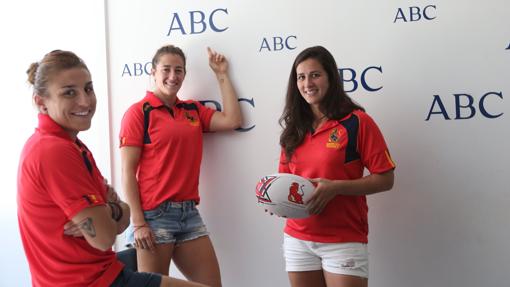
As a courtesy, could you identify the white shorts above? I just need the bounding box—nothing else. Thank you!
[283,233,369,278]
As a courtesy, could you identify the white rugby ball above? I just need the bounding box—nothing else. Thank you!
[255,173,314,219]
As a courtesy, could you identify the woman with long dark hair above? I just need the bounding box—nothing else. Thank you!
[279,46,396,287]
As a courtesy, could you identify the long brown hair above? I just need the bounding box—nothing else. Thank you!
[279,46,364,161]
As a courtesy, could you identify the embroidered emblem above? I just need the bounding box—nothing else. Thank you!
[184,111,199,126]
[83,194,99,205]
[326,128,341,149]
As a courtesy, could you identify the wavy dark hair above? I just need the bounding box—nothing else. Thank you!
[279,46,364,162]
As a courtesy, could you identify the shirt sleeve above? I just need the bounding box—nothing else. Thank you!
[357,112,396,174]
[196,101,216,132]
[39,142,106,219]
[119,103,144,147]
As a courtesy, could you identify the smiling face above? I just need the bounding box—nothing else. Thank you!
[36,67,96,139]
[151,53,186,101]
[296,58,330,111]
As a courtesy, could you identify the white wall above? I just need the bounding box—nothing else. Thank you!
[106,1,509,287]
[2,0,509,286]
[0,1,110,285]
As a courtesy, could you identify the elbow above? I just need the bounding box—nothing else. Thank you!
[233,113,244,129]
[383,173,395,191]
[212,112,243,131]
[384,180,394,191]
[376,170,395,192]
[90,218,119,251]
[231,117,243,130]
[226,111,243,130]
[90,234,116,252]
[223,116,242,130]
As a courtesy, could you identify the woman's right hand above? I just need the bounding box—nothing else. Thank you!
[134,224,156,252]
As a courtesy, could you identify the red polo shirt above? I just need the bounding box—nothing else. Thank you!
[17,114,123,287]
[279,110,395,243]
[119,91,215,210]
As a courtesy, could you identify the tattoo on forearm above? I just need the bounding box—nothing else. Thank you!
[77,217,96,238]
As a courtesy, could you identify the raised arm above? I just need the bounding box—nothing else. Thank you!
[207,47,242,131]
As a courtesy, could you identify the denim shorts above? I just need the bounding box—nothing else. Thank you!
[126,200,209,246]
[110,267,161,287]
[283,233,369,278]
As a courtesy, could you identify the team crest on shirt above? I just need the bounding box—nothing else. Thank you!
[184,111,199,126]
[326,128,341,149]
[83,194,99,205]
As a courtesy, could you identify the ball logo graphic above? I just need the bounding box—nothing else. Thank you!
[255,173,314,218]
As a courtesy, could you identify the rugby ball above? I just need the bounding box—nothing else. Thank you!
[255,173,314,219]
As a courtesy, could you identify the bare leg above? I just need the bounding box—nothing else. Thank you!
[160,276,209,287]
[172,236,222,287]
[288,270,327,287]
[323,271,368,287]
[137,243,174,275]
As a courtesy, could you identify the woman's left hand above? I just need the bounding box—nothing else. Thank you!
[307,178,338,215]
[207,47,228,75]
[63,221,83,237]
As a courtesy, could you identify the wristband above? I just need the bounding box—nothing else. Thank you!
[133,223,149,232]
[107,202,123,222]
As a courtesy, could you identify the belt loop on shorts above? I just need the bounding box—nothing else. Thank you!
[168,201,183,208]
[167,200,195,210]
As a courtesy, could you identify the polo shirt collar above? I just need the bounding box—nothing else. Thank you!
[313,120,338,135]
[144,91,182,108]
[312,112,354,135]
[37,113,73,141]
